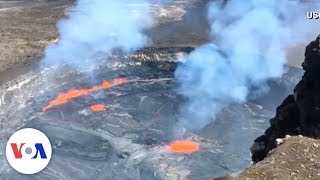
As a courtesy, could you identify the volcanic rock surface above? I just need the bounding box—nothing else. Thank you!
[0,0,70,72]
[251,35,320,163]
[219,136,320,180]
[0,46,302,179]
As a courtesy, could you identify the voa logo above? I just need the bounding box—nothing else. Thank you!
[6,128,52,174]
[307,12,320,19]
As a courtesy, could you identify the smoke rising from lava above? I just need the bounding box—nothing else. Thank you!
[175,0,320,130]
[43,0,153,65]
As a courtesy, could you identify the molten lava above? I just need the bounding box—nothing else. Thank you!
[113,78,128,84]
[102,81,113,89]
[167,140,200,153]
[90,104,106,112]
[43,78,128,111]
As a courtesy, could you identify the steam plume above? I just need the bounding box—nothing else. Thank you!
[43,0,153,65]
[175,0,320,130]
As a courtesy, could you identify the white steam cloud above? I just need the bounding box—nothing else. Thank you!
[175,0,320,130]
[43,0,153,65]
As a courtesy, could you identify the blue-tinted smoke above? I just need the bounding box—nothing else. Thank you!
[43,0,153,65]
[175,0,320,130]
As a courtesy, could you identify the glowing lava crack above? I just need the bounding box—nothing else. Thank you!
[42,78,128,111]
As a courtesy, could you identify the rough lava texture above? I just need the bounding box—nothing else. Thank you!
[218,136,320,180]
[251,34,320,163]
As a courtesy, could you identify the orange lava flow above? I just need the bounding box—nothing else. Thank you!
[113,78,128,84]
[90,104,106,112]
[42,78,128,111]
[167,140,200,153]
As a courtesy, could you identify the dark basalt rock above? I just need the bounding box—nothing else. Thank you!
[251,34,320,163]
